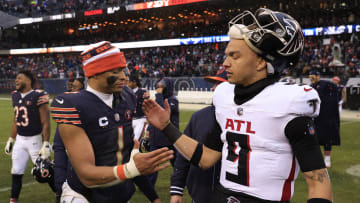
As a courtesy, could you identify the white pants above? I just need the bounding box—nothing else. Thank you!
[11,134,42,174]
[132,117,148,140]
[61,181,89,203]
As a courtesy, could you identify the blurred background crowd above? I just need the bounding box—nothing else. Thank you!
[0,0,360,81]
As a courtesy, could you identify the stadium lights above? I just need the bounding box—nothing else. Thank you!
[4,24,360,55]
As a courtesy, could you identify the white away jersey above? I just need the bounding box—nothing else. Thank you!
[212,81,320,201]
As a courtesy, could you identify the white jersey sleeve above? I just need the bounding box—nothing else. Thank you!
[286,84,320,117]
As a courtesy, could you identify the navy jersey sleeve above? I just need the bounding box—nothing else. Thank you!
[168,96,179,128]
[155,93,165,107]
[11,91,17,107]
[53,127,68,194]
[35,90,50,106]
[133,176,159,201]
[170,116,193,196]
[50,95,84,128]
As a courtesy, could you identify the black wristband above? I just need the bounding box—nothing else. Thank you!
[162,122,182,144]
[307,198,332,203]
[190,143,203,166]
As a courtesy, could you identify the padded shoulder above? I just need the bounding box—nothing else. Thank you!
[270,82,320,117]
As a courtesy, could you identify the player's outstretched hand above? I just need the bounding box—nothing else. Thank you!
[142,99,171,130]
[133,139,174,175]
[5,137,15,155]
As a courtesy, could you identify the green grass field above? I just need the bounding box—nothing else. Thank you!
[0,94,360,203]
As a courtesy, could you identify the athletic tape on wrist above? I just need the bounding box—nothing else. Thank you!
[162,122,182,144]
[113,149,141,180]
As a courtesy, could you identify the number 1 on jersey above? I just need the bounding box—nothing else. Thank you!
[225,131,251,186]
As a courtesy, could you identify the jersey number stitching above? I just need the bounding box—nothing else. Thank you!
[14,106,29,127]
[225,131,251,186]
[116,126,124,164]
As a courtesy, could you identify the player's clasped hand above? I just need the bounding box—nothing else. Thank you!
[5,137,15,155]
[133,139,174,175]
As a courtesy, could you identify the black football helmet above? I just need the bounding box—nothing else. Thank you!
[228,8,304,73]
[31,156,54,183]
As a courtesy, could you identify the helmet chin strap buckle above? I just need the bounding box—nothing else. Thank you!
[266,63,275,74]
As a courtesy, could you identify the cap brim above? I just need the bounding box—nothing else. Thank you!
[204,76,227,83]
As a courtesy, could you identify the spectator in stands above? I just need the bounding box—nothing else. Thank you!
[309,71,340,168]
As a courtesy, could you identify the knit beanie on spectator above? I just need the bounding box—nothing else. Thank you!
[81,41,127,77]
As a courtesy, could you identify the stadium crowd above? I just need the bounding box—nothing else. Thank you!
[1,34,360,80]
[0,0,158,17]
[1,3,360,49]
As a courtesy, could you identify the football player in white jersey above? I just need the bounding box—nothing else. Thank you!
[5,70,51,203]
[143,8,332,203]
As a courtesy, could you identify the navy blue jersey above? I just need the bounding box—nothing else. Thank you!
[51,86,139,202]
[53,126,70,195]
[133,88,148,118]
[11,90,49,136]
[335,84,344,102]
[311,80,340,145]
[170,106,220,203]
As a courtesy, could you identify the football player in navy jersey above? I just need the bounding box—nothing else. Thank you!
[143,8,332,203]
[128,74,150,140]
[170,68,227,203]
[53,77,85,202]
[51,41,173,203]
[309,71,340,168]
[147,77,179,188]
[5,70,51,203]
[332,76,346,115]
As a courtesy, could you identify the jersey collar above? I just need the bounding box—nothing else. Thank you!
[86,85,113,109]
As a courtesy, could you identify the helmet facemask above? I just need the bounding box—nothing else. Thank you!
[228,8,304,74]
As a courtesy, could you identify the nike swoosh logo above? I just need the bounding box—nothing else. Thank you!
[55,98,64,104]
[304,87,313,92]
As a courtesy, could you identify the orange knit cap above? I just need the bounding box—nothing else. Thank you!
[81,41,127,77]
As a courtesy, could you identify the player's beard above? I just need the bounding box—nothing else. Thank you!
[16,83,25,92]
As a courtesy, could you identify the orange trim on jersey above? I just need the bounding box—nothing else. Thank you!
[116,165,127,180]
[83,52,127,77]
[37,101,49,106]
[50,107,77,111]
[52,114,79,118]
[55,119,82,124]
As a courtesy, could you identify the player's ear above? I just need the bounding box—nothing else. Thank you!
[256,57,267,72]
